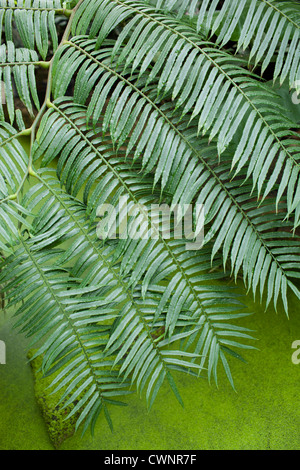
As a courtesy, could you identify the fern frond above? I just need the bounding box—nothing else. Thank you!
[0,240,131,431]
[49,39,300,313]
[67,6,300,221]
[31,173,214,406]
[0,0,298,437]
[0,122,32,252]
[0,172,206,430]
[161,0,300,91]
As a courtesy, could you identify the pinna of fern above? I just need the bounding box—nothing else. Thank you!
[0,0,73,59]
[151,0,300,91]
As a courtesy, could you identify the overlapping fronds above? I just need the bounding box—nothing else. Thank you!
[32,98,256,387]
[0,216,130,432]
[49,39,300,313]
[0,170,209,429]
[0,0,299,438]
[69,3,300,223]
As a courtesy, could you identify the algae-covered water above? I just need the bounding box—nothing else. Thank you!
[1,281,300,450]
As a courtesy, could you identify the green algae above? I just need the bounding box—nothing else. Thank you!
[59,286,300,451]
[1,280,300,450]
[0,314,54,450]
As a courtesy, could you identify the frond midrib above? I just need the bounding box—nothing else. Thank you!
[0,127,28,150]
[0,61,44,67]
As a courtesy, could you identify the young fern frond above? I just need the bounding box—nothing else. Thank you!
[68,4,300,223]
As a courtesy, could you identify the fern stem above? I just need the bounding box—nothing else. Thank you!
[0,61,49,68]
[0,5,73,16]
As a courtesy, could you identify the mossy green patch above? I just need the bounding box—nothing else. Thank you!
[27,349,80,449]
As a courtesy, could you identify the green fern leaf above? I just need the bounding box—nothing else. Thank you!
[0,122,32,252]
[68,4,300,222]
[0,41,40,123]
